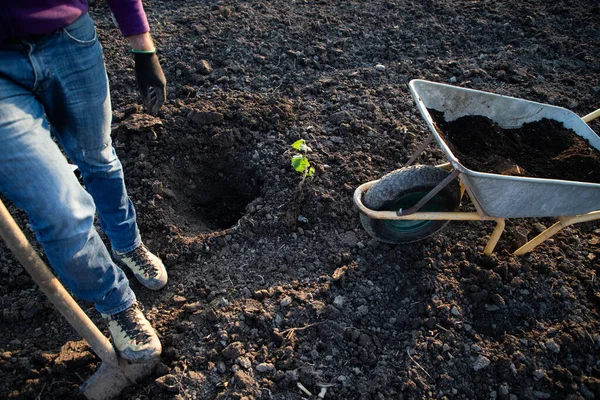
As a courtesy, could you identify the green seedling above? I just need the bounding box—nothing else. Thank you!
[290,139,315,179]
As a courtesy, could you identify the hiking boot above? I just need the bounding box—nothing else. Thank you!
[102,302,162,362]
[112,244,168,290]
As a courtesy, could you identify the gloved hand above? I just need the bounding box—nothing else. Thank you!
[134,51,167,115]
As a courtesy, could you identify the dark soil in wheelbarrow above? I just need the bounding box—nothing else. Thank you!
[429,110,600,183]
[1,1,600,400]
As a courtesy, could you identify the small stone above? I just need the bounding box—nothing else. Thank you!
[274,313,283,326]
[222,342,245,359]
[533,391,551,399]
[332,266,348,282]
[533,369,545,380]
[256,362,275,373]
[532,223,547,234]
[491,294,506,307]
[280,296,292,307]
[237,356,252,370]
[197,60,212,75]
[297,215,309,223]
[172,295,187,304]
[473,355,491,371]
[511,227,529,247]
[525,15,536,26]
[333,295,345,308]
[451,306,461,316]
[252,289,269,300]
[216,361,227,373]
[357,305,369,316]
[375,64,386,72]
[545,339,560,353]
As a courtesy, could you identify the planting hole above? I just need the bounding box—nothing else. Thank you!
[163,153,261,236]
[191,173,259,231]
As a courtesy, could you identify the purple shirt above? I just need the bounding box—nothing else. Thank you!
[0,0,149,44]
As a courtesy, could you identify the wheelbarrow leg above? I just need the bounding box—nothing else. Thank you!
[0,199,157,400]
[484,218,505,256]
[514,211,600,256]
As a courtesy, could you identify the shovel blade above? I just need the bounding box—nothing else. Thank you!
[81,357,158,400]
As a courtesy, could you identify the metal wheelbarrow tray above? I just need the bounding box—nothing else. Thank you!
[409,79,600,218]
[354,79,600,255]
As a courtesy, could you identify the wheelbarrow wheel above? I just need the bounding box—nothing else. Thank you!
[360,165,461,244]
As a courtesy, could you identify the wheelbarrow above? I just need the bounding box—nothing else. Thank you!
[354,79,600,255]
[0,199,158,400]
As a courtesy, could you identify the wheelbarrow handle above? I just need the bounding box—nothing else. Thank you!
[0,198,119,367]
[582,108,600,123]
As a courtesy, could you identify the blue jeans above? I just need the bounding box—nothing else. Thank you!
[0,14,139,314]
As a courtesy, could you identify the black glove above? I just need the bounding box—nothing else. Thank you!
[134,52,167,115]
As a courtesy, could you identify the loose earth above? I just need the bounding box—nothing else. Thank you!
[1,1,600,399]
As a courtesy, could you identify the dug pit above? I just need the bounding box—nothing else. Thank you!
[159,153,261,236]
[190,170,261,231]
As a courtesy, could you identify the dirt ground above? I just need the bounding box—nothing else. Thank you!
[1,0,600,399]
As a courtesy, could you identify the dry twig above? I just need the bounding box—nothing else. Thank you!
[279,321,325,340]
[407,349,432,380]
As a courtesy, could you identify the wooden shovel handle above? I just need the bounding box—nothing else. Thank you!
[582,108,600,123]
[0,198,119,367]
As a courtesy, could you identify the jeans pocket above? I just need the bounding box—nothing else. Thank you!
[62,14,97,46]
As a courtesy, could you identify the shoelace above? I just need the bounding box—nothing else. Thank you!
[110,304,152,345]
[125,245,159,278]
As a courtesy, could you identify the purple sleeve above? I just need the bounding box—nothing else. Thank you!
[105,0,150,37]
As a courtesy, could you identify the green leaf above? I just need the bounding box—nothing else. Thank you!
[291,139,306,150]
[307,167,315,177]
[291,154,310,172]
[292,139,311,153]
[299,144,311,153]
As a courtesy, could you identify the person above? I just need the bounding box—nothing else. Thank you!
[0,1,168,362]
